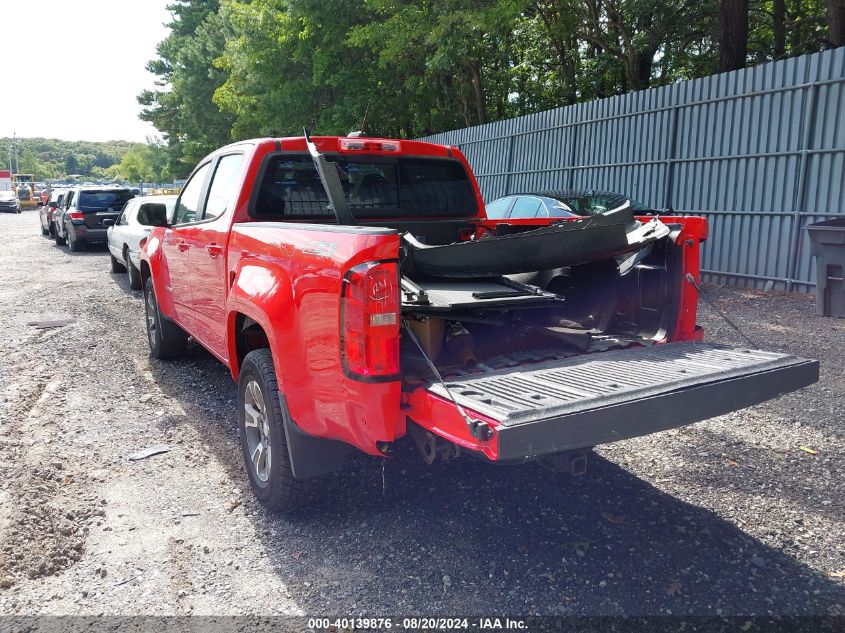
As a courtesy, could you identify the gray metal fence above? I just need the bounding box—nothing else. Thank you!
[420,48,845,292]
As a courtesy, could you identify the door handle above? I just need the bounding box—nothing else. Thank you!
[206,243,223,258]
[177,240,189,252]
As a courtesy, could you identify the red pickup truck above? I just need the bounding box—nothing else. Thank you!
[140,135,818,511]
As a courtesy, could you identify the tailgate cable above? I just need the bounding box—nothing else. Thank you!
[401,320,493,441]
[685,273,759,348]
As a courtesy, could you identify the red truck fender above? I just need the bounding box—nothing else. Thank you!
[140,232,179,321]
[225,255,295,389]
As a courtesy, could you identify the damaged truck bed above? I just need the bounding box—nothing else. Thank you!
[394,189,817,466]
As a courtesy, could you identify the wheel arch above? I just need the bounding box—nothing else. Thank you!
[226,259,295,391]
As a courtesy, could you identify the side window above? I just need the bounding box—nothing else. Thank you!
[203,154,244,220]
[173,163,211,225]
[116,201,129,225]
[509,196,542,218]
[64,192,75,210]
[485,196,513,219]
[537,201,551,218]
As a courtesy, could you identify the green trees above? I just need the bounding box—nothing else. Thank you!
[2,138,136,180]
[140,0,839,149]
[111,141,171,184]
[139,0,234,178]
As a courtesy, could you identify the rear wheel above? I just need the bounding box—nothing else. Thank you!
[126,250,142,290]
[238,349,317,512]
[143,276,188,360]
[54,223,66,246]
[67,230,85,252]
[110,253,127,273]
[40,224,49,236]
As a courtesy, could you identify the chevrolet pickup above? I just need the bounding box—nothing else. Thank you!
[140,135,819,511]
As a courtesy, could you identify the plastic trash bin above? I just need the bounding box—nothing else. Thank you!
[806,217,845,318]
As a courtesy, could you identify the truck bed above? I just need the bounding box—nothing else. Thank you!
[427,342,819,460]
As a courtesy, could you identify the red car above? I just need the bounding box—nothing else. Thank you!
[140,135,818,512]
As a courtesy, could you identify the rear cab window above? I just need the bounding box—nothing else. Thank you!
[252,153,477,221]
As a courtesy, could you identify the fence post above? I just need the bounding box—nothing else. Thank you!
[567,119,578,190]
[785,81,820,292]
[663,106,680,210]
[504,133,515,195]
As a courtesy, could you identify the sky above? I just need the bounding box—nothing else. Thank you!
[0,0,172,142]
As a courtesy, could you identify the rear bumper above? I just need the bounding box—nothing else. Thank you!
[74,226,109,242]
[494,357,819,460]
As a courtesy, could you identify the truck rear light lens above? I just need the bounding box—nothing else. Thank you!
[341,261,400,381]
[69,212,84,222]
[339,138,401,152]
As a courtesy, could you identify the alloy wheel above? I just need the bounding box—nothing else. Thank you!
[145,287,157,347]
[243,379,272,483]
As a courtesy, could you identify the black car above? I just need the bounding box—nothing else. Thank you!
[0,190,21,214]
[54,186,136,251]
[485,189,654,220]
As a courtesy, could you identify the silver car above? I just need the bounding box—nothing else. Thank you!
[107,195,176,290]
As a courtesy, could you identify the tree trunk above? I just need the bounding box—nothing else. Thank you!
[469,62,487,125]
[829,0,845,46]
[719,0,749,72]
[458,81,472,128]
[774,0,786,57]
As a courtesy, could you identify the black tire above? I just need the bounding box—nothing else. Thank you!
[238,349,317,512]
[41,225,49,236]
[110,253,127,273]
[143,276,188,360]
[127,259,142,291]
[67,230,85,252]
[54,223,66,246]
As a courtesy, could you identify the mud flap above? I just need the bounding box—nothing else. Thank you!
[279,393,349,479]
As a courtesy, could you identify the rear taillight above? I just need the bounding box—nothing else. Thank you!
[341,261,400,381]
[68,212,84,222]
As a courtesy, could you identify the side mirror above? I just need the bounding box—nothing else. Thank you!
[102,219,115,227]
[139,202,169,227]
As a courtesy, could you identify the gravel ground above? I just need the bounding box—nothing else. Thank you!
[0,209,843,617]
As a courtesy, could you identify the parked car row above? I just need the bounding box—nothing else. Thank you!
[38,185,178,292]
[39,185,136,251]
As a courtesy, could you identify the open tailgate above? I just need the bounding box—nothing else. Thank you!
[427,342,819,460]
